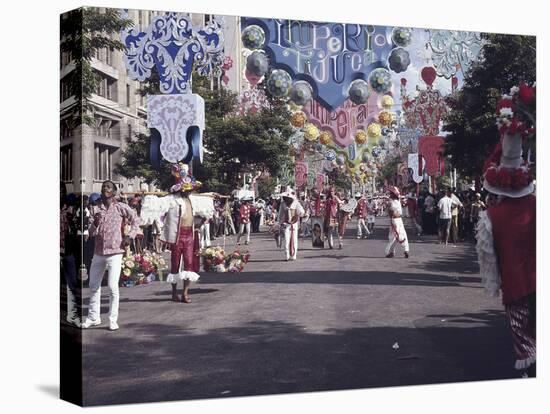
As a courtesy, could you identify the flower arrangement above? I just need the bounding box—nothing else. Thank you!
[378,111,393,127]
[319,131,332,145]
[495,82,536,137]
[199,246,250,273]
[120,250,168,287]
[290,111,307,128]
[355,130,367,144]
[303,123,320,141]
[484,163,533,190]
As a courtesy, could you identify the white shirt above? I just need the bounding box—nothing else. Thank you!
[450,194,463,216]
[388,199,403,217]
[438,196,456,219]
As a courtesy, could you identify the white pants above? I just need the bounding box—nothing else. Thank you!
[88,253,123,323]
[284,224,299,260]
[357,218,370,237]
[200,222,211,247]
[385,218,409,255]
[237,222,251,243]
[67,286,78,319]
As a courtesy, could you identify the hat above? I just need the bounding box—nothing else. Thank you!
[354,192,362,198]
[387,186,400,198]
[483,133,534,198]
[170,163,202,193]
[89,192,101,203]
[482,88,535,198]
[241,195,253,202]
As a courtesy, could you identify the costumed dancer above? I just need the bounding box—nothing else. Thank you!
[236,196,252,245]
[278,189,305,261]
[476,126,536,376]
[354,192,370,239]
[140,163,214,303]
[367,196,377,233]
[324,187,343,249]
[384,186,409,258]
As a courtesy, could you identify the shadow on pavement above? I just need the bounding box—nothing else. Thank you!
[81,310,517,406]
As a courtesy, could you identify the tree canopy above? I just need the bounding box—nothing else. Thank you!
[442,33,536,179]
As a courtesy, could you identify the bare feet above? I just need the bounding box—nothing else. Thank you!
[182,295,191,303]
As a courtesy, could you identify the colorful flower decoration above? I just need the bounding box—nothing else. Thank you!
[392,27,413,47]
[336,155,345,165]
[348,79,370,104]
[484,163,533,191]
[246,51,269,76]
[368,68,393,94]
[319,131,333,145]
[355,130,367,144]
[495,83,536,137]
[267,69,292,98]
[290,111,307,128]
[378,111,393,126]
[381,95,394,109]
[388,47,411,73]
[367,122,382,138]
[362,152,371,162]
[304,123,320,141]
[324,149,337,161]
[170,162,201,193]
[290,81,313,106]
[242,25,266,50]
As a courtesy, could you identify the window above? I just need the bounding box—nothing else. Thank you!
[95,74,117,102]
[126,84,131,107]
[60,121,72,140]
[60,79,71,102]
[94,144,117,180]
[105,48,112,65]
[60,145,73,181]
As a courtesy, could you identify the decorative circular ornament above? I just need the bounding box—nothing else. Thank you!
[367,122,382,138]
[388,47,411,73]
[246,51,269,76]
[290,81,313,106]
[381,95,394,109]
[355,130,367,144]
[392,27,413,47]
[319,131,333,145]
[242,25,266,50]
[378,138,386,148]
[290,111,307,128]
[348,79,370,104]
[378,111,393,126]
[325,149,337,161]
[368,68,392,94]
[362,152,371,162]
[372,146,382,158]
[336,155,345,165]
[304,123,320,141]
[267,69,292,98]
[382,127,390,136]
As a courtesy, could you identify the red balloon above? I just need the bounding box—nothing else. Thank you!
[421,67,437,86]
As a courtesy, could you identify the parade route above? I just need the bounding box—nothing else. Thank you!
[66,218,517,406]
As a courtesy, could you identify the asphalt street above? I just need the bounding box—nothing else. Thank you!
[62,217,518,406]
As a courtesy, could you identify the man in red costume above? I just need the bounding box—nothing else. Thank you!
[476,90,536,377]
[323,187,343,249]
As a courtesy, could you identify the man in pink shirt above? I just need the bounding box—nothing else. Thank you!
[82,180,140,331]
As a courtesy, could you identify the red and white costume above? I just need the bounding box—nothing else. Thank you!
[354,195,370,238]
[237,201,251,244]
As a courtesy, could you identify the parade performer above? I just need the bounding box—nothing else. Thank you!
[278,189,305,261]
[476,122,536,376]
[324,187,343,249]
[83,180,140,330]
[367,196,376,234]
[353,192,370,239]
[140,163,214,304]
[385,186,409,258]
[236,196,252,245]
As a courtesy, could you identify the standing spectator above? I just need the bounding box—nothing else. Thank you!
[366,196,376,234]
[423,191,436,234]
[470,193,486,236]
[450,188,463,243]
[82,180,140,331]
[437,188,457,245]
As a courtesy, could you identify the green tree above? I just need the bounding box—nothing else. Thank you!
[60,7,133,126]
[116,72,294,194]
[443,34,536,180]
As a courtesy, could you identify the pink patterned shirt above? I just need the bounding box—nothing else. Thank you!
[89,201,140,255]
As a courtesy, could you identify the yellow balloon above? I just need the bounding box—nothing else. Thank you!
[319,131,332,145]
[381,95,394,109]
[290,111,307,128]
[355,130,367,144]
[304,123,320,141]
[367,123,382,138]
[378,111,393,126]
